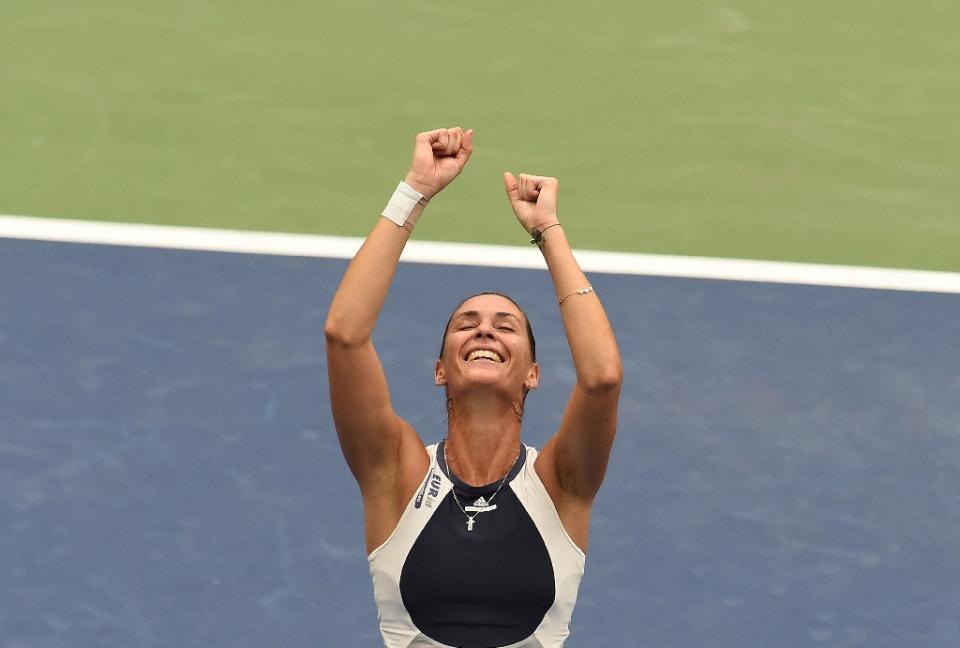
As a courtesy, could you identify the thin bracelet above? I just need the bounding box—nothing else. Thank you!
[557,285,594,304]
[530,223,562,247]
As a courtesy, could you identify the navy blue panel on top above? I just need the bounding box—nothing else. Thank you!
[400,442,554,648]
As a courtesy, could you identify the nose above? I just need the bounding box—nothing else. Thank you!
[474,319,496,339]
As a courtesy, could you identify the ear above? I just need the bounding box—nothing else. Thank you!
[524,362,540,391]
[435,358,446,386]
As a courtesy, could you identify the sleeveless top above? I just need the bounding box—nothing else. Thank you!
[368,441,586,648]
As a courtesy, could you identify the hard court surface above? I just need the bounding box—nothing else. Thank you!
[1,238,958,647]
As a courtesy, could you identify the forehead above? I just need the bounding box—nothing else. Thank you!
[453,294,524,320]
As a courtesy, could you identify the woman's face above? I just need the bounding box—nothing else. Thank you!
[435,294,539,399]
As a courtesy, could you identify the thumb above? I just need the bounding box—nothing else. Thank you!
[413,129,442,161]
[454,128,474,166]
[503,171,522,207]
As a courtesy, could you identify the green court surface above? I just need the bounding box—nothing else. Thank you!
[2,1,958,271]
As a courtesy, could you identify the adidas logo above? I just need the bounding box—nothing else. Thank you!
[465,496,497,514]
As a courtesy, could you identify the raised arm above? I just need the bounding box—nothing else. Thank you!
[503,173,623,515]
[325,128,473,493]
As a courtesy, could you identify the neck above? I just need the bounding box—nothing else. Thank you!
[445,392,523,486]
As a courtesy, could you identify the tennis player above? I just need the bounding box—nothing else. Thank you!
[325,127,622,647]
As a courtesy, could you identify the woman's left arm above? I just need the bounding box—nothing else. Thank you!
[504,173,623,505]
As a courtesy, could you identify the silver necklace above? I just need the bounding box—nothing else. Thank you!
[442,440,520,532]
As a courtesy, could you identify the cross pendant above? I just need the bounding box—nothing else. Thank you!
[466,518,475,531]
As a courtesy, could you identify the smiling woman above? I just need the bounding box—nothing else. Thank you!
[438,292,537,409]
[439,292,536,361]
[324,127,623,648]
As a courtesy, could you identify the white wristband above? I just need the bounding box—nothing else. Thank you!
[382,181,425,226]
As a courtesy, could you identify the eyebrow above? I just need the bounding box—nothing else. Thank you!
[453,311,522,323]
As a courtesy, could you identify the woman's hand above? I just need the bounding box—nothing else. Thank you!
[403,127,474,200]
[503,172,560,236]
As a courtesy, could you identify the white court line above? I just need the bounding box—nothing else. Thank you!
[2,214,959,294]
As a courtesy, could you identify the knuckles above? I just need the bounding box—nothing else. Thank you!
[517,174,559,203]
[519,174,559,186]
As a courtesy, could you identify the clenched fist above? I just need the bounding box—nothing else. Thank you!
[404,127,474,200]
[503,172,560,237]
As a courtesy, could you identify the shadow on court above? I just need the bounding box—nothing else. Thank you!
[1,239,958,647]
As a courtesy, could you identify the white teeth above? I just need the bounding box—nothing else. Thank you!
[467,349,503,363]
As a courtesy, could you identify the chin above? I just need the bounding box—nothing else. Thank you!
[451,378,517,397]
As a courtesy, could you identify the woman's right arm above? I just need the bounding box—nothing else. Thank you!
[324,127,473,492]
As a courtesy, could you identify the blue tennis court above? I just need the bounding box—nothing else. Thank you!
[1,237,958,647]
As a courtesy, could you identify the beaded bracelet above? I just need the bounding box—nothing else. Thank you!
[557,286,594,305]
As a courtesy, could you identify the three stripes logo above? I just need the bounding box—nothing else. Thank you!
[465,496,497,514]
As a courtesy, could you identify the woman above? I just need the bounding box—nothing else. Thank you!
[325,127,622,648]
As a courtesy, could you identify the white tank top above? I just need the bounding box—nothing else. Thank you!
[368,442,586,648]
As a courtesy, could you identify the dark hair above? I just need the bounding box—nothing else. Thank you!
[439,292,536,361]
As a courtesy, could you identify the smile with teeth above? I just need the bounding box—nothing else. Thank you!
[466,349,504,363]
